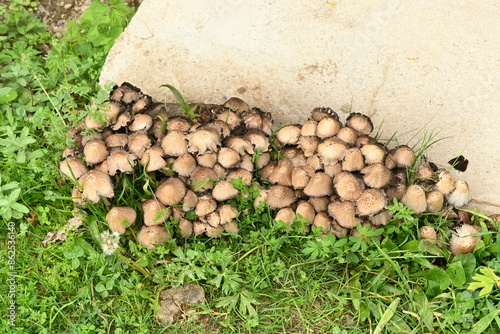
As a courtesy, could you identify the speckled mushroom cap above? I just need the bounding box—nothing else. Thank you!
[137,225,170,250]
[327,201,361,229]
[334,171,365,201]
[449,224,481,255]
[78,170,114,204]
[212,180,239,201]
[155,177,187,206]
[267,185,296,209]
[304,172,333,197]
[401,184,427,213]
[106,206,137,235]
[142,199,170,226]
[356,188,387,217]
[346,112,373,135]
[59,157,88,180]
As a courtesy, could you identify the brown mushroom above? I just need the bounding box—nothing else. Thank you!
[276,124,302,145]
[447,180,471,208]
[316,117,341,139]
[327,201,362,229]
[317,137,347,166]
[195,193,217,217]
[172,153,197,177]
[190,166,218,191]
[223,97,249,113]
[391,145,416,168]
[79,170,114,204]
[336,126,358,146]
[300,120,318,137]
[156,177,187,206]
[161,130,188,157]
[196,152,218,168]
[142,199,170,226]
[334,172,365,201]
[212,180,240,201]
[187,127,221,155]
[420,226,439,245]
[426,191,444,212]
[84,140,109,165]
[312,211,332,234]
[342,147,365,172]
[267,185,296,209]
[308,196,331,213]
[107,150,137,176]
[360,144,386,164]
[244,130,270,152]
[216,110,242,130]
[346,113,373,135]
[218,147,241,169]
[138,225,170,250]
[435,171,455,195]
[275,208,296,226]
[141,146,167,172]
[360,162,392,188]
[356,188,387,216]
[179,219,193,238]
[449,224,481,255]
[129,114,153,132]
[304,172,333,197]
[298,136,320,157]
[268,159,294,186]
[106,206,137,235]
[128,133,151,159]
[295,200,316,225]
[59,157,88,180]
[401,184,427,213]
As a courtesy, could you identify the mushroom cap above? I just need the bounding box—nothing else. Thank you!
[131,94,152,113]
[218,147,241,169]
[420,226,439,245]
[167,116,192,132]
[307,154,324,171]
[324,162,343,178]
[129,113,153,132]
[276,124,302,145]
[342,147,365,172]
[298,136,320,157]
[142,199,170,226]
[128,132,151,159]
[205,211,221,228]
[317,137,347,166]
[269,158,294,186]
[369,210,392,226]
[300,120,318,137]
[312,211,332,234]
[179,218,193,238]
[435,171,455,195]
[196,152,218,168]
[291,166,314,190]
[336,126,358,146]
[426,190,444,212]
[304,172,333,197]
[401,184,427,213]
[331,220,349,238]
[346,113,373,135]
[386,183,407,202]
[360,144,386,164]
[316,117,341,139]
[255,152,271,169]
[356,188,387,216]
[239,154,254,172]
[449,224,481,255]
[259,161,276,181]
[172,153,197,177]
[212,180,240,201]
[106,206,137,235]
[84,140,109,165]
[391,145,416,168]
[105,133,128,148]
[223,97,249,113]
[360,162,392,188]
[224,136,253,155]
[327,201,362,229]
[243,130,270,152]
[195,193,217,217]
[190,166,218,191]
[156,177,187,206]
[224,221,239,234]
[226,168,253,186]
[310,107,339,121]
[187,127,221,155]
[59,157,88,180]
[219,204,238,225]
[275,207,296,226]
[182,189,199,211]
[334,171,365,201]
[241,110,263,131]
[447,180,471,208]
[141,146,167,172]
[308,196,330,213]
[356,135,377,148]
[295,200,316,225]
[138,225,170,250]
[106,150,137,176]
[267,185,297,209]
[161,130,188,157]
[216,110,242,130]
[79,170,114,204]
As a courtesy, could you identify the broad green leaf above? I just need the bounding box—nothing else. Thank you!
[470,309,500,334]
[425,268,450,290]
[373,298,399,334]
[446,261,467,287]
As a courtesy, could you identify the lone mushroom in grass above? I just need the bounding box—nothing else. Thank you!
[449,224,481,255]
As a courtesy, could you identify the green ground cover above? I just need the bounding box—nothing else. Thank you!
[1,1,499,333]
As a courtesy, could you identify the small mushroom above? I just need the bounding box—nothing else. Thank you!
[420,226,439,245]
[187,127,221,155]
[449,224,481,255]
[268,159,294,186]
[182,190,199,211]
[179,219,193,238]
[356,188,387,216]
[310,107,339,121]
[156,177,187,206]
[327,201,362,229]
[336,126,358,146]
[105,133,128,149]
[128,133,151,159]
[212,180,239,201]
[191,166,218,191]
[360,144,386,164]
[142,199,170,226]
[391,145,416,168]
[308,196,330,213]
[217,147,241,169]
[304,172,333,197]
[312,211,332,234]
[295,200,316,225]
[141,146,167,172]
[172,153,197,177]
[59,157,88,180]
[219,204,238,225]
[291,166,314,190]
[435,170,455,195]
[226,168,253,186]
[83,140,109,165]
[196,152,218,168]
[79,170,114,204]
[401,184,427,213]
[298,136,320,157]
[106,150,137,175]
[223,97,249,113]
[243,130,270,152]
[317,137,347,166]
[138,225,170,250]
[276,124,302,145]
[129,114,153,132]
[267,185,296,209]
[342,147,365,172]
[334,172,365,201]
[275,208,296,226]
[106,206,137,235]
[316,117,341,139]
[167,116,192,132]
[300,120,318,137]
[216,110,242,130]
[360,162,392,188]
[224,136,253,155]
[370,210,392,226]
[346,113,373,135]
[426,191,444,212]
[195,193,217,217]
[161,130,188,157]
[447,180,471,208]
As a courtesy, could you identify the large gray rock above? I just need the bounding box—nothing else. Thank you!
[100,0,500,213]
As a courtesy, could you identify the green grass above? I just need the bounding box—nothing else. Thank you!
[1,1,500,333]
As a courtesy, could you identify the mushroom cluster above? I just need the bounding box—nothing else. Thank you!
[60,82,476,250]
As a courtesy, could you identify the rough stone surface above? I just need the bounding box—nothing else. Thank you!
[100,0,500,213]
[155,283,205,325]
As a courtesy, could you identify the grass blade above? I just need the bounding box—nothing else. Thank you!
[373,297,400,334]
[470,309,500,334]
